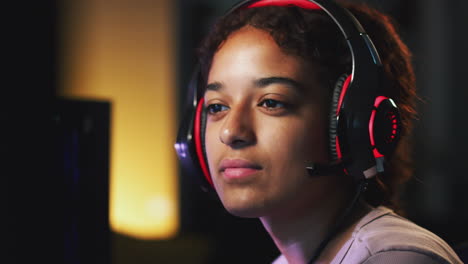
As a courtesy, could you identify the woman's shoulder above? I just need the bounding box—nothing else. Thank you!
[336,206,463,264]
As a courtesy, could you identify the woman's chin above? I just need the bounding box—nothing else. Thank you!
[225,206,264,218]
[221,198,272,218]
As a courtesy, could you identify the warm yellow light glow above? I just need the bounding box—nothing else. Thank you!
[60,0,178,239]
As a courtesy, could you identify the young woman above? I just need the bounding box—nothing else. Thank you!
[176,0,463,263]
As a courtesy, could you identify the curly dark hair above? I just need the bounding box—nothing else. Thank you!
[197,2,417,213]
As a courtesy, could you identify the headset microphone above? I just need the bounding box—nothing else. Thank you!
[306,162,344,177]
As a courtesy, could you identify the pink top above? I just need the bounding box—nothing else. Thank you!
[273,206,463,264]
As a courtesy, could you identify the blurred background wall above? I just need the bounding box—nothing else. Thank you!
[6,0,468,263]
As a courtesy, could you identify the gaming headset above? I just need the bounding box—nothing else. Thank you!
[174,0,402,192]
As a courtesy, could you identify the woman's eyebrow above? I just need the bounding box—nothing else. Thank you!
[205,77,304,92]
[206,82,223,91]
[253,76,304,92]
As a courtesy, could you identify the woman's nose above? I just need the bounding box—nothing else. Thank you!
[219,107,256,148]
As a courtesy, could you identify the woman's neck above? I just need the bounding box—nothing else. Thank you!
[260,183,370,264]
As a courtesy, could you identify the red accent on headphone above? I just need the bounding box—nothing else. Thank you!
[369,96,388,158]
[336,135,343,160]
[194,98,214,186]
[335,75,352,160]
[248,0,321,9]
[336,75,352,115]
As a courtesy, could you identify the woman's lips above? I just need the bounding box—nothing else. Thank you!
[219,159,262,181]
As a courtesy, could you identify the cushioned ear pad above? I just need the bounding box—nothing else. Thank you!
[329,74,349,162]
[194,98,213,186]
[200,106,208,168]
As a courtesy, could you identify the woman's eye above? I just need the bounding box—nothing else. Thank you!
[206,104,229,114]
[258,99,286,109]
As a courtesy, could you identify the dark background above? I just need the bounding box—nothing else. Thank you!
[6,0,468,263]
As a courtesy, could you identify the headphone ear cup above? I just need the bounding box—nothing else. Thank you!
[329,74,350,163]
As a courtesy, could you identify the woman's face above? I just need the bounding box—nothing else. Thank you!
[204,26,333,218]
